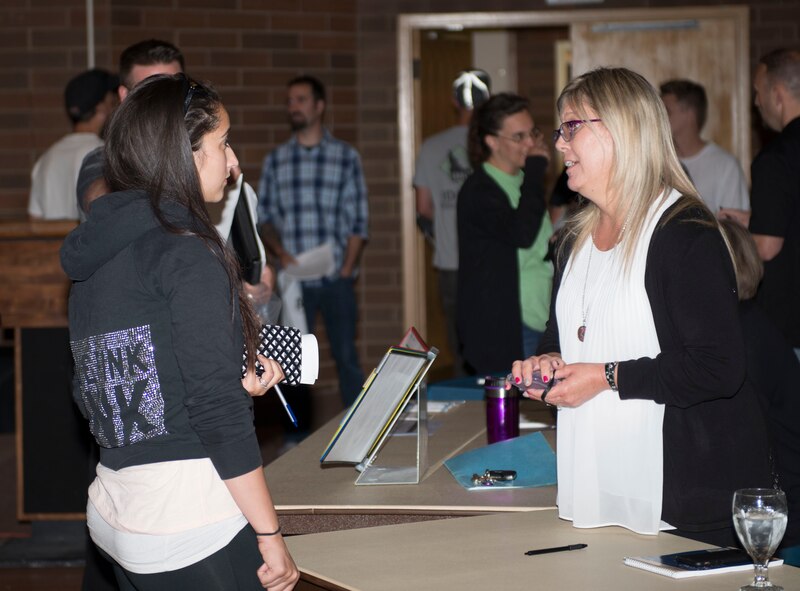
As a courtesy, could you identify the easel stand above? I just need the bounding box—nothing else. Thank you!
[354,354,434,486]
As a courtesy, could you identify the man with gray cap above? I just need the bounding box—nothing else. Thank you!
[413,69,490,375]
[28,68,118,220]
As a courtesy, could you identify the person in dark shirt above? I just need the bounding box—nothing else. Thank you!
[720,218,800,565]
[62,74,298,590]
[456,93,551,374]
[722,48,800,355]
[76,39,184,214]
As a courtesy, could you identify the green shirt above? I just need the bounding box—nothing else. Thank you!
[483,162,553,331]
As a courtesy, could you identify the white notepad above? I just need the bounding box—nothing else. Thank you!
[624,549,783,579]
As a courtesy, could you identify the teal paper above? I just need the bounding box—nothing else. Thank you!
[444,431,557,490]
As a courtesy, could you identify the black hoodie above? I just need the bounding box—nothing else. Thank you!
[61,190,261,480]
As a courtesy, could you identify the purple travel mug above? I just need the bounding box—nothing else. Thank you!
[484,376,519,444]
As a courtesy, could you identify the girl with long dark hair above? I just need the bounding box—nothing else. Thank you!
[61,74,298,590]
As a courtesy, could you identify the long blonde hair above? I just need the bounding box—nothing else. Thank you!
[557,67,709,269]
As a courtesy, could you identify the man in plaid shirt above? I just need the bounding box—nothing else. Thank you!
[258,75,368,414]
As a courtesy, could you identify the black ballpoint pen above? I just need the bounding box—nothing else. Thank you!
[524,543,588,556]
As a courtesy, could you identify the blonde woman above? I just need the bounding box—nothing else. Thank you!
[509,68,770,546]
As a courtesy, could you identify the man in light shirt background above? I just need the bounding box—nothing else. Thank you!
[28,69,118,220]
[660,78,750,214]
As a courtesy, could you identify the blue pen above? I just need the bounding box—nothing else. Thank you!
[273,383,298,428]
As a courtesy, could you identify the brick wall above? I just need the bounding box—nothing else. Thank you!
[0,0,111,216]
[1,0,359,405]
[2,0,800,412]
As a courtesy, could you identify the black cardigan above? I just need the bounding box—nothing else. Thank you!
[456,156,548,374]
[739,299,800,547]
[540,199,771,532]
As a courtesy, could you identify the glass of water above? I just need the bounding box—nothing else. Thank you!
[733,488,788,590]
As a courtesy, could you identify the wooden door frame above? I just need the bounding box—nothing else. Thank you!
[397,6,749,335]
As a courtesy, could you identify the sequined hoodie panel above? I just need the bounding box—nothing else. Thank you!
[60,190,262,480]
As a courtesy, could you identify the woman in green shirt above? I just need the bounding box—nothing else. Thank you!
[456,93,552,374]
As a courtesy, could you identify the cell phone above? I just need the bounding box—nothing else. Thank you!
[506,371,557,390]
[674,548,750,569]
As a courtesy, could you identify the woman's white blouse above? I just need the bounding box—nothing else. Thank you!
[555,189,681,535]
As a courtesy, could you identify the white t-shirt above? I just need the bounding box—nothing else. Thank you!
[412,125,471,270]
[29,132,104,220]
[87,458,246,574]
[681,142,749,212]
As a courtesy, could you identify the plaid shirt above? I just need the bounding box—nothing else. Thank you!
[257,130,368,285]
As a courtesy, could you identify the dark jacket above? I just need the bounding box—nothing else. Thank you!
[749,117,800,346]
[740,299,800,547]
[61,190,261,480]
[456,156,548,374]
[540,199,771,532]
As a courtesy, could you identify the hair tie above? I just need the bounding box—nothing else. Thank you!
[255,526,281,537]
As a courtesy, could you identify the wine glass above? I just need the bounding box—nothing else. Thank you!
[733,488,788,590]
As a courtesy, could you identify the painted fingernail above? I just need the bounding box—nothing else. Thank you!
[543,375,549,383]
[515,376,521,384]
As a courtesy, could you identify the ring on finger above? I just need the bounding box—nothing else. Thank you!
[541,390,549,403]
[258,376,269,388]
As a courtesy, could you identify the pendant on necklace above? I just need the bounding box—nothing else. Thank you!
[577,325,586,342]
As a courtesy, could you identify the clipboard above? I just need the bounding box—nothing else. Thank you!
[320,344,437,484]
[229,180,263,285]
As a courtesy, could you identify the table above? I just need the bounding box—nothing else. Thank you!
[285,509,800,591]
[0,219,93,520]
[265,400,557,534]
[426,376,486,401]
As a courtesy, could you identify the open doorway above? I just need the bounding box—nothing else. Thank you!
[415,26,568,379]
[398,6,750,357]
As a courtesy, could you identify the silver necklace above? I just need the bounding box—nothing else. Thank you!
[577,242,594,342]
[577,213,631,342]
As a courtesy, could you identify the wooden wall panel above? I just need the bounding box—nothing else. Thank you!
[571,16,747,169]
[0,221,74,328]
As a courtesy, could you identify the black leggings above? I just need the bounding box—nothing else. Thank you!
[101,524,265,591]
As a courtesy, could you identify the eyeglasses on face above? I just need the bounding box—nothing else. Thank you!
[494,128,542,144]
[552,119,602,143]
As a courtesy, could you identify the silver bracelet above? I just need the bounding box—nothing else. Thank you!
[604,361,619,392]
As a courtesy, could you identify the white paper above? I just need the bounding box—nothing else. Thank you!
[403,400,464,415]
[277,274,308,333]
[282,242,336,281]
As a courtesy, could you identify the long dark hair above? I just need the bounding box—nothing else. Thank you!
[467,92,530,169]
[103,73,260,369]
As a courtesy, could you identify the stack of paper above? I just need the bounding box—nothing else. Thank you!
[624,549,783,579]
